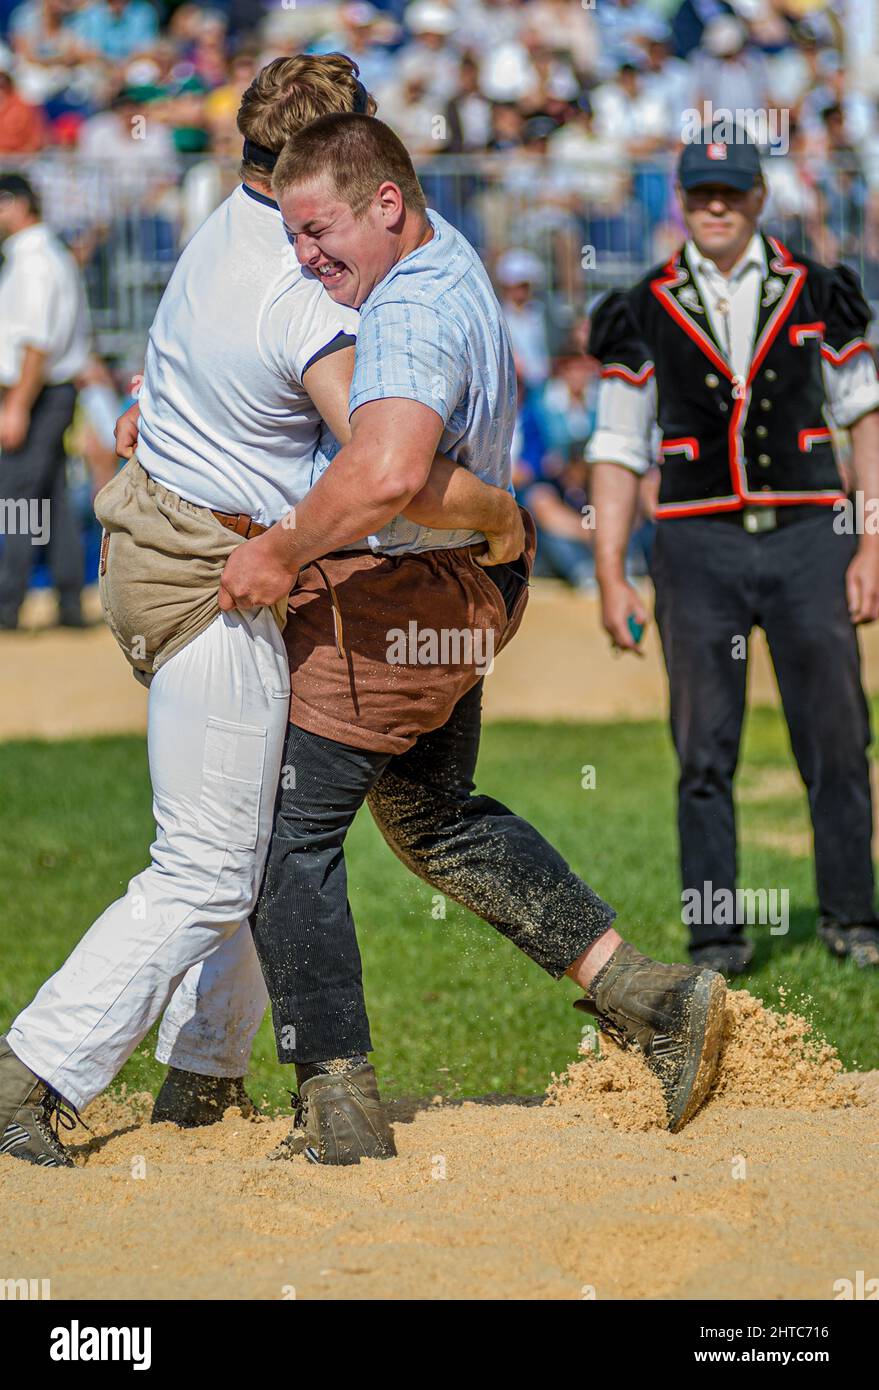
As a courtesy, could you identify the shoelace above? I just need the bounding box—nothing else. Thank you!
[595,1015,631,1050]
[289,1090,307,1129]
[40,1088,88,1146]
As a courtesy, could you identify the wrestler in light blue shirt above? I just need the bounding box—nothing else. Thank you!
[313,210,517,555]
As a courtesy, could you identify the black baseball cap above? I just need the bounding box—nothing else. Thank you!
[0,171,36,201]
[678,128,762,191]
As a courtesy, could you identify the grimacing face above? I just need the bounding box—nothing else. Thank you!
[679,181,765,264]
[279,175,402,309]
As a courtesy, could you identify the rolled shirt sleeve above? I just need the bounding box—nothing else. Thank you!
[818,261,879,427]
[585,374,657,474]
[822,352,879,428]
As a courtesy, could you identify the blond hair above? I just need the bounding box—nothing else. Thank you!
[272,113,427,217]
[237,55,377,185]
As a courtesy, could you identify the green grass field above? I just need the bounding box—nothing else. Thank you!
[1,707,877,1111]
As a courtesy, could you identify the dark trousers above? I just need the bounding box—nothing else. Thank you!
[252,677,615,1064]
[651,508,875,948]
[0,383,82,624]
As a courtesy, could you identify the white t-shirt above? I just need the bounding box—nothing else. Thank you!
[137,184,359,527]
[0,223,91,388]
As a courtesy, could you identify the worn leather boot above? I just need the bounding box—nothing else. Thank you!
[151,1067,256,1127]
[0,1036,77,1168]
[270,1063,396,1165]
[576,944,726,1132]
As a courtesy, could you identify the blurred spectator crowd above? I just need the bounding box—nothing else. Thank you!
[1,0,876,591]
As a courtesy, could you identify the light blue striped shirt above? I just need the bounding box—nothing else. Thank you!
[313,210,517,554]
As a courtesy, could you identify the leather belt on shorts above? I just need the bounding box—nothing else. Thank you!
[211,509,267,539]
[210,508,347,657]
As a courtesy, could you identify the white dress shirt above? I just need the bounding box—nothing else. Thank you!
[0,222,91,389]
[587,233,879,474]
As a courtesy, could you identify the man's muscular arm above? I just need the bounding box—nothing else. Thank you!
[303,349,522,556]
[116,355,521,560]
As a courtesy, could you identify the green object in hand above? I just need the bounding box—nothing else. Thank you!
[627,614,644,644]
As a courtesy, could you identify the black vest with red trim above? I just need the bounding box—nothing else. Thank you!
[588,235,876,518]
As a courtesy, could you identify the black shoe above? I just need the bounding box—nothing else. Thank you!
[690,940,755,978]
[151,1067,256,1127]
[0,614,18,632]
[576,944,727,1132]
[817,919,879,969]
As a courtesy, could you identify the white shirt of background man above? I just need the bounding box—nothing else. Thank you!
[0,222,91,389]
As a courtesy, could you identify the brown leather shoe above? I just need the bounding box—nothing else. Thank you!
[270,1063,396,1165]
[575,944,726,1132]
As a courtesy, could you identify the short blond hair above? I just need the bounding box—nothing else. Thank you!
[273,113,427,218]
[237,55,377,185]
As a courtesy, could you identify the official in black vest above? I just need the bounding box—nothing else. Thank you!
[589,128,879,975]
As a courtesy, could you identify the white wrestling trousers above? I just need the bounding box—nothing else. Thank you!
[8,607,289,1111]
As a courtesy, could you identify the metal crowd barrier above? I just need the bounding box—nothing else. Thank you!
[6,152,876,364]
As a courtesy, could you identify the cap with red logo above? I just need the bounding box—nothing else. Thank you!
[678,126,762,191]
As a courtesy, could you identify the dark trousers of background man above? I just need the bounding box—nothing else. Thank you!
[0,382,82,627]
[252,561,616,1065]
[650,507,876,951]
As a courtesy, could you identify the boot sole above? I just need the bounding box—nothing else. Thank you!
[667,969,726,1132]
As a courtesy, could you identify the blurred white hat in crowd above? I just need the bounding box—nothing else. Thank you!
[481,43,534,102]
[496,248,545,289]
[703,14,748,57]
[406,1,455,37]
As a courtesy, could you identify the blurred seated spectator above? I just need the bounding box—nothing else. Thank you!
[497,116,586,302]
[496,246,550,391]
[512,377,596,592]
[190,8,228,89]
[518,28,580,119]
[166,73,210,153]
[641,26,694,135]
[525,0,600,84]
[595,0,669,76]
[813,102,871,264]
[538,351,598,462]
[393,1,458,103]
[762,115,823,252]
[0,52,44,150]
[592,54,672,160]
[8,0,83,111]
[79,84,177,175]
[179,108,244,243]
[203,46,259,125]
[310,3,398,95]
[487,98,524,151]
[690,14,771,134]
[547,95,628,208]
[71,0,159,65]
[443,52,492,152]
[378,71,438,155]
[798,45,875,148]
